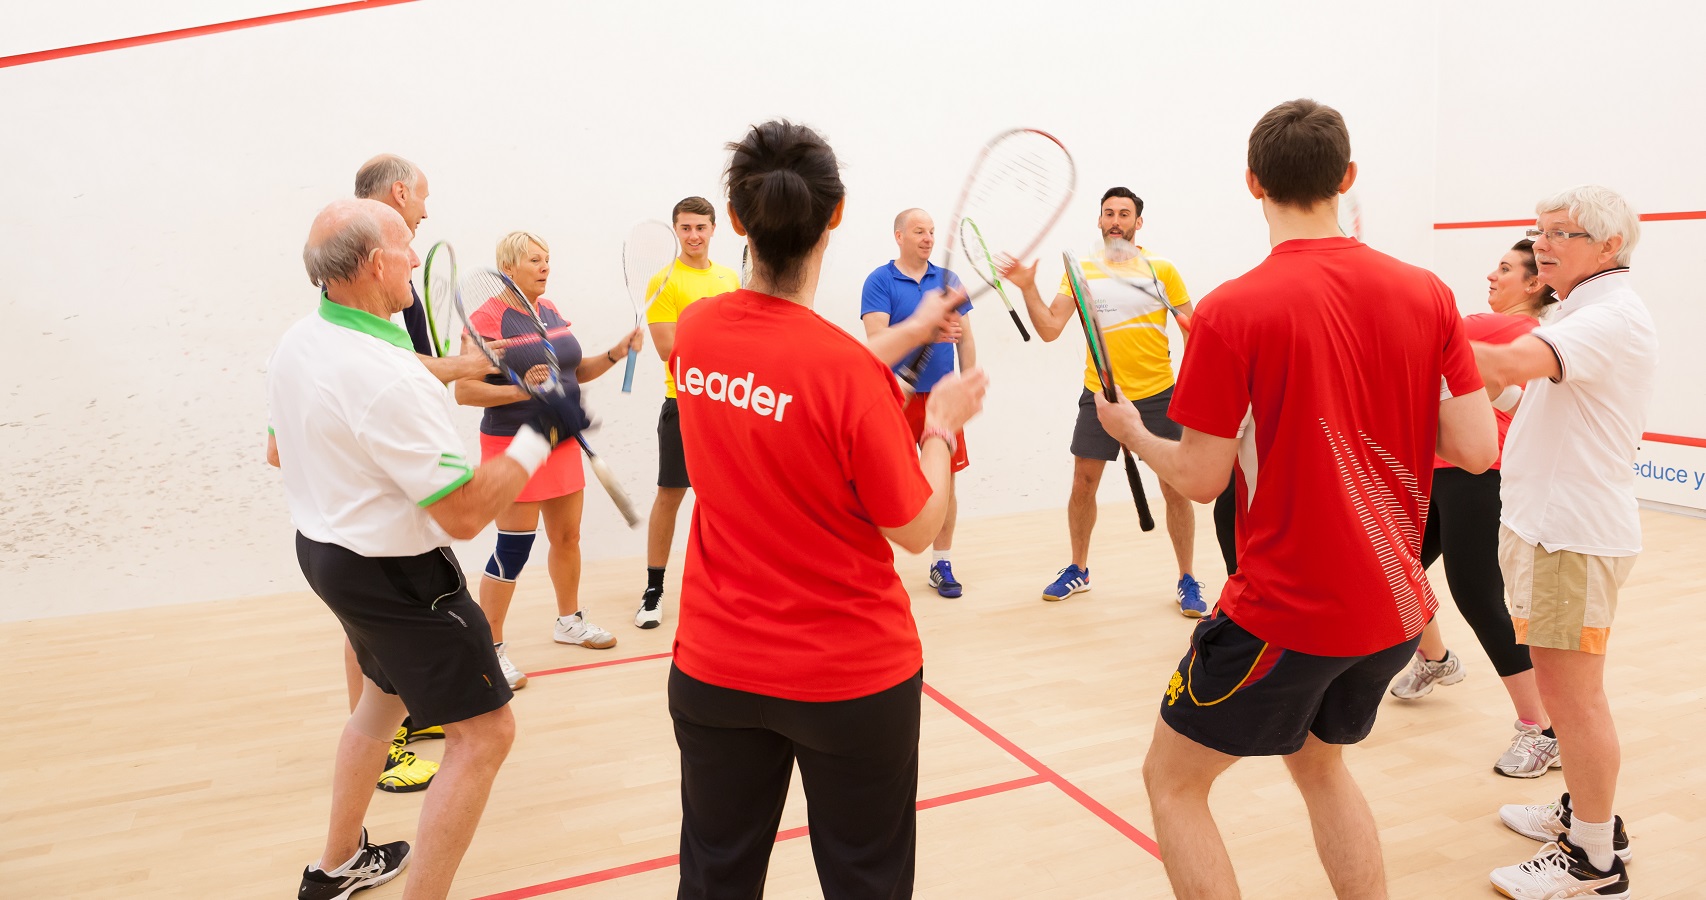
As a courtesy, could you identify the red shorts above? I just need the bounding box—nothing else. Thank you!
[902,393,969,473]
[479,431,584,502]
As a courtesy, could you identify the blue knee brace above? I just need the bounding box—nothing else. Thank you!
[483,530,537,582]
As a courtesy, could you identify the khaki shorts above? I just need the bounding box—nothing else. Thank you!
[1499,525,1635,655]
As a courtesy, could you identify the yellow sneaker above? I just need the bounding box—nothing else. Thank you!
[403,722,445,743]
[377,730,436,793]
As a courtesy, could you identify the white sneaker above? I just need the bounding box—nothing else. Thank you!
[1501,793,1632,862]
[1496,721,1562,778]
[1489,837,1628,899]
[635,588,663,629]
[494,643,527,690]
[553,611,616,649]
[1387,649,1465,699]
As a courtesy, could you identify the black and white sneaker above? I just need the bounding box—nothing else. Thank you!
[298,828,410,899]
[635,587,663,629]
[1489,835,1628,899]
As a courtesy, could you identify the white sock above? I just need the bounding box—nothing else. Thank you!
[319,842,363,876]
[1570,816,1616,872]
[932,550,950,563]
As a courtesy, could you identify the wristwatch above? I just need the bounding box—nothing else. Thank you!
[920,426,957,455]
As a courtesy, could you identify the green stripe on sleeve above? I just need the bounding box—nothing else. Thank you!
[418,458,474,508]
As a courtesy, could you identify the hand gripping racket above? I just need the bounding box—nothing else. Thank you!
[621,221,679,393]
[1064,250,1155,531]
[896,128,1075,392]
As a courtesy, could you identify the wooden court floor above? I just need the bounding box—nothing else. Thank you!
[4,504,1702,898]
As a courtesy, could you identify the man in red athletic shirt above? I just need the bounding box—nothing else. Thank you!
[1095,99,1497,898]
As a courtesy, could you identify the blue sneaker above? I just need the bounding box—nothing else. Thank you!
[929,560,963,598]
[1177,575,1208,618]
[1042,565,1090,602]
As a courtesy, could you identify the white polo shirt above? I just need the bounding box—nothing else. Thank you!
[267,293,472,557]
[1501,268,1657,557]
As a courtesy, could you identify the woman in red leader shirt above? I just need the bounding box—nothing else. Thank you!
[1387,239,1561,777]
[666,120,986,899]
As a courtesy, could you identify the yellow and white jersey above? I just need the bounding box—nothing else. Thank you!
[1058,246,1191,400]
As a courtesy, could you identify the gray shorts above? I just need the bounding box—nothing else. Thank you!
[1071,386,1182,461]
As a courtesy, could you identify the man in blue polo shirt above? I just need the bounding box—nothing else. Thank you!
[861,208,977,597]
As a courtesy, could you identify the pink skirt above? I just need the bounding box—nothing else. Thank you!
[479,431,585,502]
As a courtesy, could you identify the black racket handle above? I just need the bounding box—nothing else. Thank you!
[1123,450,1156,532]
[898,345,933,390]
[1008,308,1032,342]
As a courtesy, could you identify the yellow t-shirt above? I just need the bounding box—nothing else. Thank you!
[646,258,741,398]
[1058,247,1191,400]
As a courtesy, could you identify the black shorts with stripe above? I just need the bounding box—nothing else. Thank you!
[1158,610,1419,756]
[296,533,513,728]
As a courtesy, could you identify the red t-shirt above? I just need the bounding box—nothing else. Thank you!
[1170,238,1483,656]
[1432,312,1538,470]
[670,290,931,701]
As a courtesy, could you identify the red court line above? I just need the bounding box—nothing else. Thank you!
[470,775,1048,899]
[524,651,672,679]
[920,682,1163,860]
[1434,210,1706,230]
[1645,432,1706,449]
[0,0,420,69]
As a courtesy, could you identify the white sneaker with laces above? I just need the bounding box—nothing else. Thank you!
[1500,794,1569,843]
[1488,837,1628,899]
[1387,649,1465,699]
[635,589,663,629]
[1496,721,1562,778]
[494,642,527,689]
[554,611,617,649]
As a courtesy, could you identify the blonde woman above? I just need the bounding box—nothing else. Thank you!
[456,231,644,688]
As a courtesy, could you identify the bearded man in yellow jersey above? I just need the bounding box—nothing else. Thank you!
[1003,187,1205,616]
[635,197,742,628]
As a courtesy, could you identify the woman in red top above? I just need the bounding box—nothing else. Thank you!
[1387,239,1560,776]
[667,120,986,899]
[455,231,643,688]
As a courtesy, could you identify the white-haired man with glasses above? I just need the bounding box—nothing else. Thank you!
[1472,185,1656,899]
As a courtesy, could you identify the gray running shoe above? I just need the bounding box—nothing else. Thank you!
[1496,720,1562,778]
[1388,649,1466,699]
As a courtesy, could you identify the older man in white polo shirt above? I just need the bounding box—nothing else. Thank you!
[272,199,578,900]
[1472,185,1656,899]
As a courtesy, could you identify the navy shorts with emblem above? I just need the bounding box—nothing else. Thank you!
[1159,610,1419,756]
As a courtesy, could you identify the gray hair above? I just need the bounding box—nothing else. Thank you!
[303,201,385,286]
[893,207,929,233]
[354,154,420,201]
[1536,185,1641,266]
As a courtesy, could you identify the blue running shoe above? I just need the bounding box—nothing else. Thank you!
[1177,575,1208,618]
[1042,565,1090,602]
[929,560,963,598]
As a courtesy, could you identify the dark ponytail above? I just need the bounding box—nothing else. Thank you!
[1511,239,1559,308]
[725,120,844,294]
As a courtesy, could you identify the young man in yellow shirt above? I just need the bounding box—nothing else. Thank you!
[1003,187,1204,615]
[636,197,742,628]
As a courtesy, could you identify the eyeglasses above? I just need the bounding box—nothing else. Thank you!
[1526,228,1591,242]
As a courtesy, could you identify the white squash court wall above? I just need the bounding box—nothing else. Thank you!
[3,0,1695,621]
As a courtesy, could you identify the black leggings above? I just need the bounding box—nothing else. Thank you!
[670,665,922,900]
[1420,467,1532,678]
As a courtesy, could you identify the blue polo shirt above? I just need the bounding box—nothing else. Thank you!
[859,261,969,394]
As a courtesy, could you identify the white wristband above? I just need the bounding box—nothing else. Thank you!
[1492,384,1523,413]
[504,426,554,475]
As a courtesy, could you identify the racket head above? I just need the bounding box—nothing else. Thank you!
[453,267,562,399]
[739,244,752,288]
[940,128,1077,300]
[1062,251,1116,395]
[957,217,1002,293]
[1094,237,1168,302]
[1338,189,1363,240]
[421,241,458,357]
[622,220,679,321]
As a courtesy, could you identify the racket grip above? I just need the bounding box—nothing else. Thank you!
[621,352,636,393]
[1009,308,1031,342]
[1124,451,1156,532]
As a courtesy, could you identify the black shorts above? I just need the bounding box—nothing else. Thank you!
[1159,610,1419,756]
[657,398,691,489]
[1070,386,1183,461]
[296,533,513,728]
